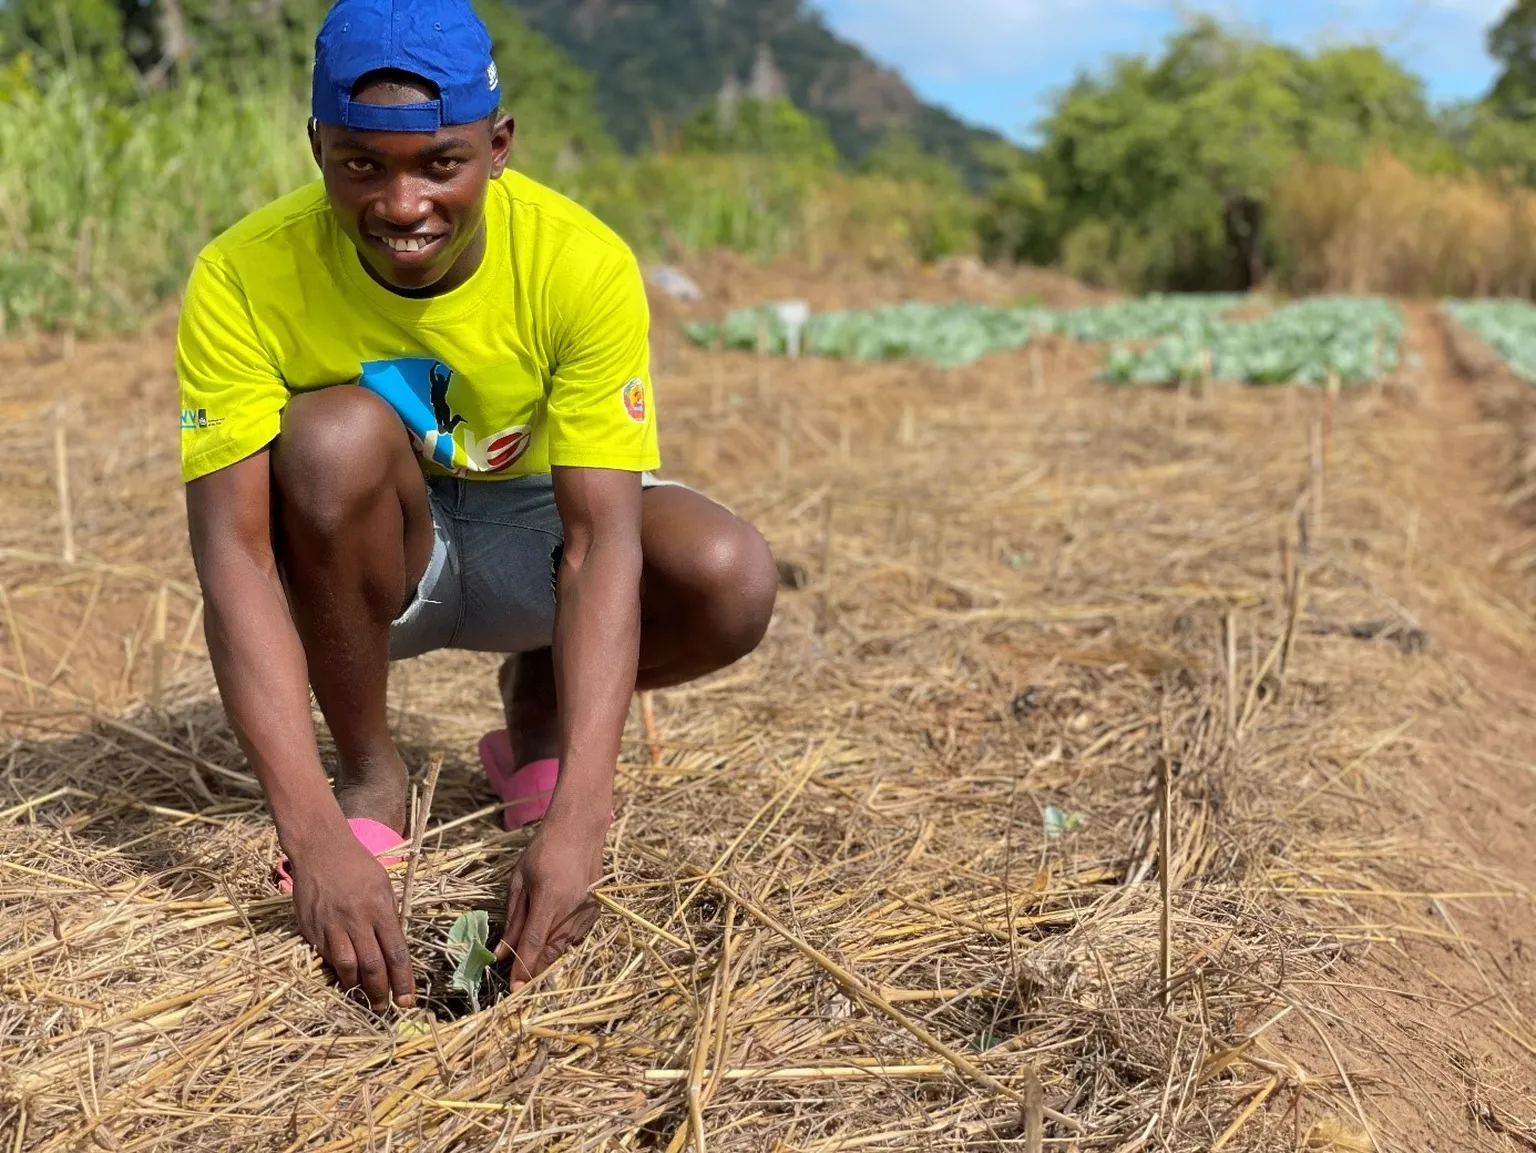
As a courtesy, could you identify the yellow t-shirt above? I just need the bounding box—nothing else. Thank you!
[176,170,660,483]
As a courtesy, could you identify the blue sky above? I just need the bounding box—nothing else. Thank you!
[814,0,1515,142]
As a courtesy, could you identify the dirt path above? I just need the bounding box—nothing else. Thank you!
[1283,305,1536,1150]
[1394,304,1536,862]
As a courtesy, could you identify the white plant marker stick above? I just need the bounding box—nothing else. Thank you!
[772,300,810,359]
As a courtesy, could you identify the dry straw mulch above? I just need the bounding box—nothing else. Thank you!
[1,301,1534,1152]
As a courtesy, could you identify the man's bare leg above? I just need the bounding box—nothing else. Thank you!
[270,386,435,833]
[501,485,777,764]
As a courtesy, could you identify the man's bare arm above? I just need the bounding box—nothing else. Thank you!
[496,466,642,984]
[186,451,415,1008]
[186,451,343,850]
[547,465,644,830]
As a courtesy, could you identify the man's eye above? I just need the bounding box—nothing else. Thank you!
[430,158,464,174]
[344,158,377,174]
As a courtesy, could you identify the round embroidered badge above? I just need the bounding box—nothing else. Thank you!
[622,378,647,423]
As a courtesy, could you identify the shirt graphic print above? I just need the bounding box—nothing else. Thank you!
[361,357,532,475]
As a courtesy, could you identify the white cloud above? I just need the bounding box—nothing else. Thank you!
[822,0,1149,83]
[1423,0,1510,18]
[817,0,1499,81]
[817,0,1506,102]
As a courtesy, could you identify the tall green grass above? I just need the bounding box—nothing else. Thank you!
[0,71,312,331]
[0,66,976,333]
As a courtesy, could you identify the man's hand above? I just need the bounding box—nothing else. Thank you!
[291,838,416,1010]
[495,815,605,989]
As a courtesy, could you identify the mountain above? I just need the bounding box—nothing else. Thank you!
[499,0,1008,187]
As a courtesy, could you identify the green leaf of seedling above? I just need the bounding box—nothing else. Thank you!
[446,908,488,954]
[1043,805,1085,841]
[446,910,497,1012]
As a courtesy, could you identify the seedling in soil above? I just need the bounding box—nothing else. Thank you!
[445,910,498,1012]
[1043,805,1085,840]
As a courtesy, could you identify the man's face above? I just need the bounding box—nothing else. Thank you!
[310,88,513,294]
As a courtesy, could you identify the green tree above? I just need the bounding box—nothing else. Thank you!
[1302,45,1450,168]
[975,142,1053,265]
[0,0,136,92]
[1490,0,1536,117]
[1031,19,1444,290]
[160,0,324,81]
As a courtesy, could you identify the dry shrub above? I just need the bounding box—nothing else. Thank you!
[1272,151,1536,297]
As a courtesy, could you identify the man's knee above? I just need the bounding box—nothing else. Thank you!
[272,386,407,538]
[694,521,778,661]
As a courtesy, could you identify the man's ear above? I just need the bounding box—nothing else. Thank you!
[489,113,514,179]
[308,119,323,172]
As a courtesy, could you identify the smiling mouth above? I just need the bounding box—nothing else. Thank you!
[372,233,447,257]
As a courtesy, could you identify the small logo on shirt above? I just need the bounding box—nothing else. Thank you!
[180,408,223,431]
[621,378,646,423]
[468,425,532,473]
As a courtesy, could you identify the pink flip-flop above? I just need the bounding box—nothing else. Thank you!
[479,730,560,831]
[273,817,407,894]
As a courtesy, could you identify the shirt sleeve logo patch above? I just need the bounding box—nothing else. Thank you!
[621,378,647,423]
[180,407,223,431]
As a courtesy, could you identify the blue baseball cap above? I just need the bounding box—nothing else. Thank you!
[312,0,501,133]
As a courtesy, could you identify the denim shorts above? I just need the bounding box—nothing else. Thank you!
[388,472,677,661]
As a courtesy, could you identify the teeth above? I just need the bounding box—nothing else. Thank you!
[381,236,434,253]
